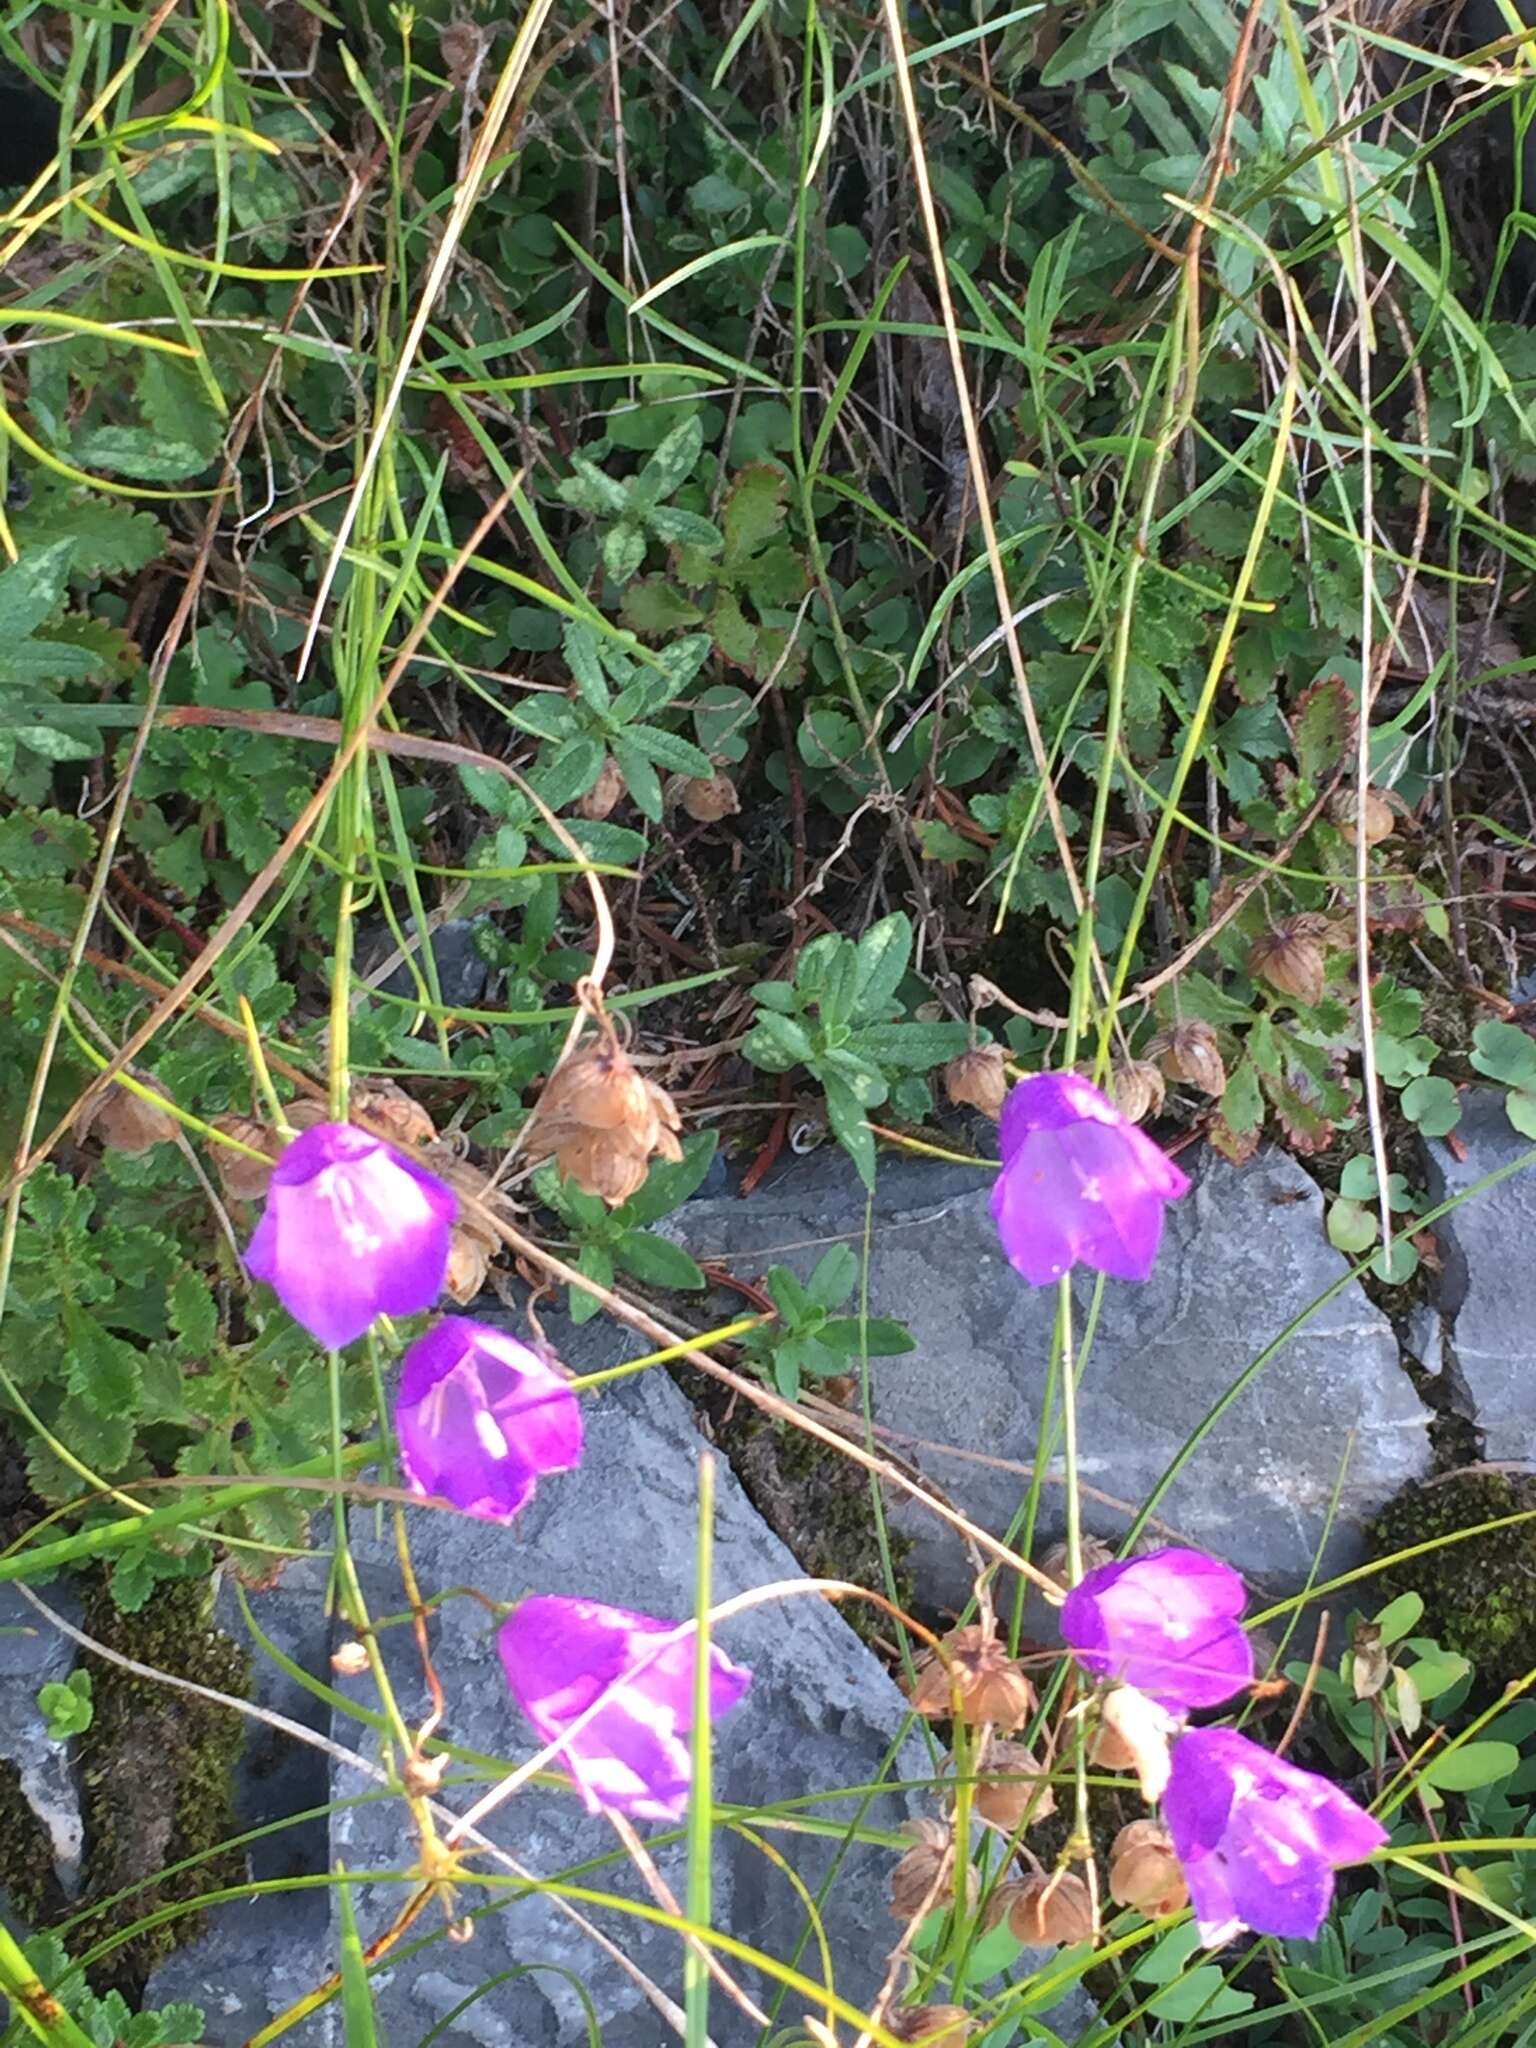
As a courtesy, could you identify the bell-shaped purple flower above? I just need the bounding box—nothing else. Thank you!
[1164,1726,1388,1945]
[245,1121,455,1349]
[1061,1546,1254,1711]
[990,1072,1190,1285]
[499,1594,752,1820]
[396,1318,583,1524]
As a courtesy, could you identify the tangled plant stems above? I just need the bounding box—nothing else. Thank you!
[235,1085,1383,1973]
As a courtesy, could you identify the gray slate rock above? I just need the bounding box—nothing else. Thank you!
[669,1146,1433,1608]
[333,1309,925,2048]
[141,1564,337,2045]
[369,917,494,1010]
[0,1584,84,1901]
[1424,1087,1536,1457]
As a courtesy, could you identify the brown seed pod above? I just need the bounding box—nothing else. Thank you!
[1248,915,1329,1008]
[944,1045,1009,1120]
[208,1100,327,1202]
[89,1082,178,1156]
[889,1819,960,1920]
[1109,1819,1188,1920]
[889,2006,974,2047]
[1330,786,1396,847]
[579,756,625,822]
[444,1226,493,1305]
[1148,1019,1226,1098]
[971,1738,1056,1833]
[352,1079,436,1150]
[539,1042,654,1134]
[1110,1059,1166,1124]
[1036,1535,1114,1593]
[1007,1870,1095,1947]
[677,773,740,823]
[908,1625,1035,1732]
[1095,1683,1176,1801]
[554,1127,652,1207]
[331,1641,370,1676]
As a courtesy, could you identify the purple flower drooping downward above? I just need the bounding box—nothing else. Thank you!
[245,1121,456,1349]
[1061,1547,1254,1712]
[499,1595,752,1819]
[1164,1726,1388,1945]
[990,1072,1190,1286]
[396,1318,583,1524]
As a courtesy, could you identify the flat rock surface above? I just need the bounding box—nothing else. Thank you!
[1424,1087,1536,1458]
[670,1145,1434,1608]
[333,1308,926,2048]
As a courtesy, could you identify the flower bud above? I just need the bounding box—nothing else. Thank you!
[1007,1871,1095,1947]
[579,756,625,821]
[908,1626,1035,1732]
[971,1738,1055,1832]
[676,773,740,823]
[1108,1819,1188,1919]
[889,2006,974,2046]
[331,1641,370,1675]
[1148,1020,1226,1098]
[889,1819,968,1920]
[1109,1059,1166,1124]
[1330,786,1396,847]
[89,1082,177,1155]
[353,1079,436,1150]
[1248,915,1330,1008]
[944,1045,1008,1120]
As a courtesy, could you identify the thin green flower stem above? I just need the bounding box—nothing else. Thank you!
[0,1919,96,2048]
[684,1452,717,2048]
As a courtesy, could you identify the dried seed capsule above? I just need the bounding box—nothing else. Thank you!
[889,1819,961,1920]
[90,1082,177,1155]
[1330,786,1396,847]
[1036,1535,1114,1593]
[1108,1819,1188,1919]
[889,2006,974,2046]
[1007,1870,1095,1947]
[540,1043,653,1133]
[331,1641,370,1676]
[1148,1020,1226,1098]
[1248,916,1329,1007]
[944,1045,1008,1120]
[1110,1059,1166,1124]
[678,773,740,823]
[444,1226,493,1305]
[971,1738,1056,1832]
[353,1079,436,1149]
[908,1625,1036,1732]
[579,756,625,821]
[554,1128,652,1207]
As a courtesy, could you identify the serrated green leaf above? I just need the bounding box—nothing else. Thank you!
[12,480,166,577]
[624,724,715,778]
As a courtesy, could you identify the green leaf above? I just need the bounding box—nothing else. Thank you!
[602,519,647,586]
[821,1315,917,1356]
[1371,1236,1419,1286]
[609,735,663,820]
[613,1230,707,1291]
[646,506,722,550]
[1327,1197,1378,1256]
[11,480,166,578]
[1506,1089,1536,1139]
[37,1669,93,1741]
[824,1074,876,1191]
[0,539,75,643]
[742,1010,816,1070]
[1400,1074,1460,1136]
[1339,1155,1382,1202]
[766,1264,813,1323]
[70,426,209,481]
[852,912,912,1014]
[1422,1741,1519,1791]
[63,1307,144,1417]
[621,1131,720,1224]
[564,621,611,712]
[621,579,706,634]
[1042,0,1182,84]
[569,1241,614,1325]
[806,1243,859,1310]
[636,413,704,504]
[1374,1591,1423,1644]
[557,454,630,517]
[623,724,716,778]
[170,1268,217,1354]
[1470,1020,1536,1090]
[851,1020,969,1071]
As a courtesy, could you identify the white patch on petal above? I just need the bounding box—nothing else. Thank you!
[474,1409,510,1460]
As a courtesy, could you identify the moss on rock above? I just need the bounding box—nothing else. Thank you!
[0,1758,68,1928]
[72,1575,249,2000]
[1364,1469,1536,1696]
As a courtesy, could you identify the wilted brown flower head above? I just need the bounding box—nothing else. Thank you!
[1109,1059,1166,1125]
[209,1099,327,1202]
[970,1737,1056,1833]
[889,2005,975,2047]
[1148,1019,1226,1098]
[1036,1535,1114,1593]
[674,772,740,822]
[944,1045,1009,1120]
[444,1226,493,1305]
[1109,1819,1188,1920]
[579,756,625,822]
[1351,1620,1391,1701]
[1007,1870,1095,1947]
[1248,914,1331,1008]
[1330,786,1396,847]
[331,1640,370,1676]
[1094,1683,1176,1802]
[87,1081,178,1156]
[889,1819,965,1920]
[908,1626,1035,1732]
[530,1031,684,1207]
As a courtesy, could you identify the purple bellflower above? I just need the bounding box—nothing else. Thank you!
[499,1594,752,1819]
[990,1073,1190,1285]
[396,1318,583,1523]
[1164,1725,1388,1944]
[1061,1547,1254,1711]
[245,1121,455,1349]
